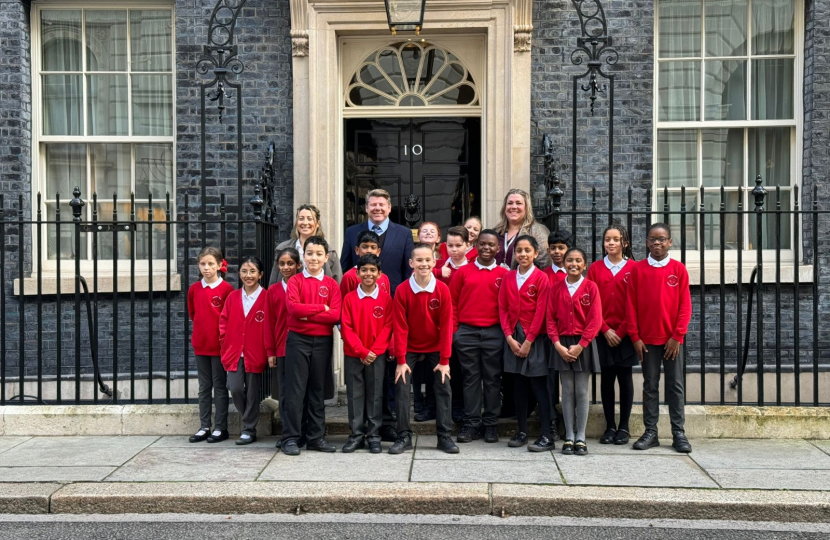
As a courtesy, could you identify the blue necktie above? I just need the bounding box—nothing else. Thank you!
[373,225,382,235]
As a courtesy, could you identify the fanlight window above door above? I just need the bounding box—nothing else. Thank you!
[346,41,479,107]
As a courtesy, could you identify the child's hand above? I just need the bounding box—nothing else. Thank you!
[268,356,277,368]
[507,336,521,356]
[442,266,452,278]
[324,305,330,312]
[394,363,411,384]
[555,342,577,362]
[604,329,621,347]
[633,340,647,362]
[567,344,584,360]
[434,363,451,384]
[664,338,680,360]
[518,340,532,358]
[300,317,308,321]
[364,351,377,365]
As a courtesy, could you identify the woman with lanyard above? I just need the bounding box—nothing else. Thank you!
[493,189,551,270]
[269,204,343,285]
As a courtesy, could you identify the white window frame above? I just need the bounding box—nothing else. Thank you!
[653,0,804,267]
[30,1,177,277]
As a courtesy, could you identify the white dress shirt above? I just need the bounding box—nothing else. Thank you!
[603,256,628,276]
[409,274,437,294]
[647,255,670,268]
[516,265,536,289]
[566,276,584,297]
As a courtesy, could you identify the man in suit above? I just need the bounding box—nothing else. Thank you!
[341,189,414,443]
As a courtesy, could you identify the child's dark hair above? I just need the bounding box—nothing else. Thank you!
[647,222,672,238]
[357,253,382,271]
[239,256,265,274]
[197,246,226,275]
[478,228,500,242]
[303,235,329,253]
[515,234,539,252]
[277,247,301,266]
[446,226,469,243]
[411,242,436,258]
[548,229,573,247]
[602,223,635,261]
[356,230,381,246]
[564,247,588,262]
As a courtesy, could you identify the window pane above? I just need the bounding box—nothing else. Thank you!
[658,0,701,58]
[90,143,131,199]
[749,127,790,187]
[87,75,128,135]
[133,204,170,259]
[751,59,793,120]
[135,144,174,199]
[132,74,173,135]
[42,74,82,135]
[41,10,82,71]
[704,60,746,120]
[85,10,127,71]
[705,0,747,56]
[752,0,794,55]
[130,10,173,72]
[657,130,698,188]
[95,202,131,259]
[702,128,743,187]
[46,204,87,260]
[701,190,740,250]
[748,189,791,249]
[658,61,701,121]
[44,143,86,199]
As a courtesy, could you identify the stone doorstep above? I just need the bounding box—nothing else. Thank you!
[1,402,829,438]
[1,482,819,522]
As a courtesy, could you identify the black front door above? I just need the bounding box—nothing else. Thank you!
[344,117,481,233]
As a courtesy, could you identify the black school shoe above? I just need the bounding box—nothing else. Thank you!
[561,440,575,455]
[342,438,365,453]
[550,426,561,442]
[484,426,499,443]
[206,429,229,443]
[452,407,465,425]
[456,424,482,443]
[306,438,337,453]
[528,436,555,452]
[235,432,257,445]
[600,428,616,445]
[414,409,436,422]
[388,435,413,455]
[380,426,398,443]
[613,429,630,445]
[672,432,692,453]
[574,440,588,456]
[368,441,383,454]
[281,440,301,456]
[437,435,460,454]
[633,430,660,450]
[189,428,210,443]
[508,432,528,447]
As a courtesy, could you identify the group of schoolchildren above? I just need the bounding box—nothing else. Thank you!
[187,218,693,456]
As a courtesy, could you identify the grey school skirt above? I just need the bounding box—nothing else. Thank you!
[503,323,550,378]
[551,335,601,373]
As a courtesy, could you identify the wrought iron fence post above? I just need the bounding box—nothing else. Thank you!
[251,183,264,265]
[70,187,85,404]
[752,175,766,405]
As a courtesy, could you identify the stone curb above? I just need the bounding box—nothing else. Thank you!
[0,483,63,514]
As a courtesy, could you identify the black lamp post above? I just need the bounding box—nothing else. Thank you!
[384,0,426,35]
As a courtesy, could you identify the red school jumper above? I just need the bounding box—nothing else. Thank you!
[286,272,342,336]
[498,267,550,342]
[449,262,509,332]
[393,278,454,365]
[219,288,275,373]
[546,278,603,348]
[625,258,692,345]
[341,287,394,359]
[187,278,235,356]
[339,267,391,298]
[439,242,478,263]
[543,265,568,285]
[586,259,631,337]
[433,258,468,286]
[267,281,290,357]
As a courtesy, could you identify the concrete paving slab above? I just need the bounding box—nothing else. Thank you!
[689,439,830,470]
[414,435,555,461]
[0,466,116,483]
[706,468,830,490]
[577,439,679,455]
[810,440,830,456]
[105,446,275,482]
[0,436,157,467]
[411,458,560,484]
[150,435,280,448]
[0,436,30,455]
[260,450,411,482]
[555,454,718,488]
[0,483,62,514]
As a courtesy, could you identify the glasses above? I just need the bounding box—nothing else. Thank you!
[647,236,670,244]
[239,269,260,276]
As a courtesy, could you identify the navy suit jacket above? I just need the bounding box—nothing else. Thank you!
[341,221,414,295]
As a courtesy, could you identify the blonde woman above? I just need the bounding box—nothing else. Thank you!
[493,189,551,270]
[269,204,343,285]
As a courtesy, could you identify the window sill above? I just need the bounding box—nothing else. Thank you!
[14,273,182,296]
[684,264,813,286]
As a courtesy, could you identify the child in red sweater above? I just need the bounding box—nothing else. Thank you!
[628,223,693,454]
[499,235,553,451]
[187,247,235,444]
[543,229,572,285]
[451,229,508,444]
[280,236,342,456]
[548,247,602,456]
[219,256,275,445]
[435,226,470,285]
[390,243,458,455]
[340,254,393,454]
[587,224,637,446]
[339,230,391,296]
[439,219,479,263]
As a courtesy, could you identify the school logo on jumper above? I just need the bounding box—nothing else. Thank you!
[373,306,385,319]
[428,298,441,310]
[527,284,538,297]
[495,277,503,288]
[318,285,330,298]
[380,282,389,293]
[254,310,266,322]
[623,272,631,284]
[211,296,224,308]
[667,275,679,287]
[580,293,592,306]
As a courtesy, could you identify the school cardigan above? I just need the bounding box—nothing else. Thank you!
[498,267,550,343]
[543,266,568,285]
[625,258,692,345]
[341,288,394,359]
[218,289,275,373]
[392,278,454,365]
[449,262,509,331]
[546,278,603,348]
[187,279,235,356]
[339,267,391,297]
[285,272,342,336]
[267,281,289,357]
[586,260,631,337]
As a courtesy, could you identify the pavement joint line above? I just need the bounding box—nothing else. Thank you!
[685,453,724,489]
[808,440,830,457]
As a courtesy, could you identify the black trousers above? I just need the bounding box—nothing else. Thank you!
[275,356,309,440]
[382,359,396,429]
[455,324,504,428]
[514,374,551,437]
[601,365,634,432]
[345,354,386,441]
[641,343,686,434]
[281,331,333,444]
[195,355,228,431]
[227,357,262,434]
[396,352,452,438]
